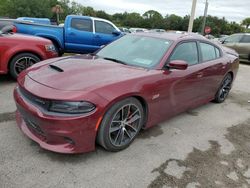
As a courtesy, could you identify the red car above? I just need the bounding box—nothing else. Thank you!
[0,30,57,79]
[14,33,239,154]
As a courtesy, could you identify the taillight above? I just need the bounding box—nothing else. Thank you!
[12,26,17,33]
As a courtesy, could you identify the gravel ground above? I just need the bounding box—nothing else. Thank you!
[0,64,250,188]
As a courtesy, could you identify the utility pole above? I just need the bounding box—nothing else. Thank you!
[201,0,209,35]
[188,0,197,32]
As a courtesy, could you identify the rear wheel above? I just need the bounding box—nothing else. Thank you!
[9,53,40,79]
[214,73,233,103]
[97,98,144,152]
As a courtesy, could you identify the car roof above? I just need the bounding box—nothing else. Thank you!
[133,32,208,41]
[234,33,250,36]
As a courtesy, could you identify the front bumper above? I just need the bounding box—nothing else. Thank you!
[14,87,99,154]
[44,48,58,58]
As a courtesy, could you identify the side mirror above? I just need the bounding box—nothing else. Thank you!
[168,60,188,70]
[221,40,227,44]
[112,30,121,36]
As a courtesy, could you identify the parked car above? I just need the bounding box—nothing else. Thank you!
[14,32,239,154]
[0,19,15,31]
[218,35,229,43]
[119,27,131,34]
[0,28,58,79]
[222,33,250,63]
[17,17,51,25]
[0,18,52,33]
[14,15,123,55]
[129,28,149,33]
[150,29,166,32]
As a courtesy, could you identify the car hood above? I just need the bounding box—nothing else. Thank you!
[27,55,149,91]
[3,33,51,43]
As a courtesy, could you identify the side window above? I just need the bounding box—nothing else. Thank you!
[224,35,242,43]
[200,42,217,61]
[71,18,93,32]
[170,42,198,66]
[95,21,115,35]
[241,35,250,43]
[215,47,221,58]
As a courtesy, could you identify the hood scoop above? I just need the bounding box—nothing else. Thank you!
[49,64,64,72]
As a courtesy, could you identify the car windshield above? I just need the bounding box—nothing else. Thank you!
[97,35,172,68]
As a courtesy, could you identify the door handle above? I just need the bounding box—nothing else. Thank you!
[197,73,203,78]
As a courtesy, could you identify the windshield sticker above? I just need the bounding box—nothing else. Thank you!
[133,58,153,65]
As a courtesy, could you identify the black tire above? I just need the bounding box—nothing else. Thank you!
[214,73,233,103]
[9,53,40,79]
[97,97,144,152]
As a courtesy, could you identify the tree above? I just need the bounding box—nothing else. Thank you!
[96,10,111,20]
[143,10,163,28]
[82,6,96,17]
[0,0,8,17]
[0,1,246,35]
[1,0,58,18]
[123,12,144,27]
[164,14,183,30]
[242,18,250,28]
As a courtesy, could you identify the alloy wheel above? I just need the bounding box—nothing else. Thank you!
[14,56,38,75]
[109,104,142,147]
[218,75,232,101]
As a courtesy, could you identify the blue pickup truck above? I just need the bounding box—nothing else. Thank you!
[14,15,123,54]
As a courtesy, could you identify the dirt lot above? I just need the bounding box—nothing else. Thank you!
[0,64,250,188]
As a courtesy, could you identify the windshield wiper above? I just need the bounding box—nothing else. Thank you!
[103,57,127,65]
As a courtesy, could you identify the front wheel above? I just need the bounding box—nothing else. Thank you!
[97,98,144,152]
[9,53,40,79]
[214,73,233,103]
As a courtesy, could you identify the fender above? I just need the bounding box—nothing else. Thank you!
[34,33,64,50]
[0,45,45,74]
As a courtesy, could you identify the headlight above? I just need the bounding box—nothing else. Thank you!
[49,101,95,114]
[45,44,56,52]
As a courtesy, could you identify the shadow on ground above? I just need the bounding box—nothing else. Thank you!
[0,74,15,83]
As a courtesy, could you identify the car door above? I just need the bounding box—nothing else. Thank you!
[223,34,243,53]
[65,17,98,53]
[196,42,227,100]
[158,41,204,116]
[235,35,250,60]
[93,20,121,47]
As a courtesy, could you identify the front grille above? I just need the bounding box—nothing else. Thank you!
[18,87,50,110]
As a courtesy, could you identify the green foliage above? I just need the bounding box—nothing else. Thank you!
[96,10,111,20]
[1,0,58,18]
[0,1,246,35]
[142,10,163,28]
[164,14,183,30]
[242,18,250,28]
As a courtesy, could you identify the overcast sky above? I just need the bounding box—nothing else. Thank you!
[77,0,249,23]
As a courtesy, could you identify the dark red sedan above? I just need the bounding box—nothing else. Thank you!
[14,33,239,154]
[0,30,57,79]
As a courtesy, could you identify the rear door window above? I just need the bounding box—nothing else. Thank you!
[215,47,221,58]
[200,42,219,61]
[170,42,199,66]
[71,18,93,32]
[241,35,250,43]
